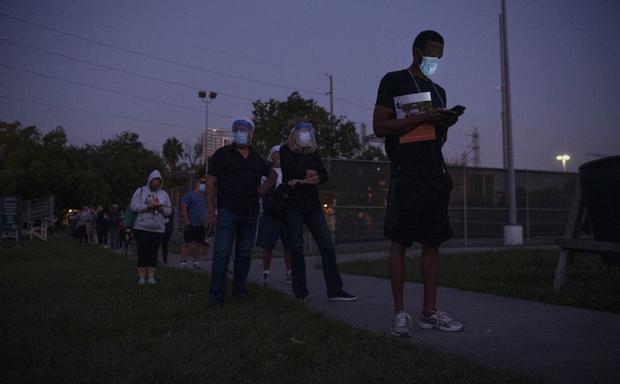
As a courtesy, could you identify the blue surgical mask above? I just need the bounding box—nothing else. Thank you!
[198,183,206,193]
[298,131,312,146]
[233,131,248,145]
[419,56,439,77]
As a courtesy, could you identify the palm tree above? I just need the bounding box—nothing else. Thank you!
[162,137,184,171]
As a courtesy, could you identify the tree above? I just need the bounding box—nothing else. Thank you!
[355,146,388,161]
[252,92,361,159]
[182,135,204,173]
[162,137,184,171]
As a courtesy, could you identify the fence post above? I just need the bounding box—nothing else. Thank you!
[463,164,468,247]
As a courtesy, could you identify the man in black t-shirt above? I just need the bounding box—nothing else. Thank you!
[205,118,276,308]
[373,30,463,336]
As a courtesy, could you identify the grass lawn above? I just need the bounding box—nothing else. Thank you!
[0,235,532,384]
[337,249,620,313]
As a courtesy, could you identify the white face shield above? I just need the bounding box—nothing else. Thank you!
[232,119,254,146]
[293,122,316,148]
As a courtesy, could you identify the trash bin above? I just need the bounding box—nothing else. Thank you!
[579,155,620,265]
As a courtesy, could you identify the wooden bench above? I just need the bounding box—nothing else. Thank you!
[553,186,620,291]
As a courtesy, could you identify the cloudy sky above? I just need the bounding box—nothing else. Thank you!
[1,0,618,171]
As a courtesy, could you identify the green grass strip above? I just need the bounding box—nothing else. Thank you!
[0,235,532,384]
[338,249,620,313]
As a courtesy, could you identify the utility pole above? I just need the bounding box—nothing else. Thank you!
[472,127,480,167]
[198,90,217,177]
[500,0,523,245]
[326,73,334,118]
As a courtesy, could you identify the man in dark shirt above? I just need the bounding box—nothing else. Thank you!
[205,118,276,308]
[373,30,463,336]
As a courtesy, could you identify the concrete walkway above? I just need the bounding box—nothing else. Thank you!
[161,251,620,384]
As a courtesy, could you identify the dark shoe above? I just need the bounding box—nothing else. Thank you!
[327,291,358,302]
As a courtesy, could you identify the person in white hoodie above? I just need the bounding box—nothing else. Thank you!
[130,170,172,285]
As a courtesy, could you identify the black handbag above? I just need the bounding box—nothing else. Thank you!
[265,184,289,219]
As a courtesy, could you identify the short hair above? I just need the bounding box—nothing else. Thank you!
[412,30,444,51]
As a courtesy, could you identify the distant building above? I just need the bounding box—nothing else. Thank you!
[202,128,232,162]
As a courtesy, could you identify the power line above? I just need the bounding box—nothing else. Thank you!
[333,96,372,111]
[0,63,238,119]
[0,94,200,132]
[13,5,328,79]
[0,37,254,103]
[0,11,326,97]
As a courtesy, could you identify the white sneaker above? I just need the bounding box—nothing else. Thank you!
[147,278,156,285]
[285,271,292,283]
[418,310,464,332]
[138,278,146,285]
[180,260,187,268]
[262,272,270,286]
[391,311,412,337]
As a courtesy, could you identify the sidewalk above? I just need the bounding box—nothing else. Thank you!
[162,251,620,384]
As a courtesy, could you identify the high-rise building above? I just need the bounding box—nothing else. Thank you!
[202,128,233,162]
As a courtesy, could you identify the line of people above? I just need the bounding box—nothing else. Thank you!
[70,204,124,249]
[126,29,464,336]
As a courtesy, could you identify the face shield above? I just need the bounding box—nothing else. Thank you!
[293,121,316,148]
[232,119,254,146]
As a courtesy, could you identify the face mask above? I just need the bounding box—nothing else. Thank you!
[198,183,206,193]
[298,131,312,146]
[419,56,439,77]
[233,131,248,145]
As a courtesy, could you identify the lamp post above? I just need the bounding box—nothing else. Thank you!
[556,154,570,172]
[198,90,217,177]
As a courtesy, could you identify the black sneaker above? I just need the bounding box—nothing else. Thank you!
[328,291,358,301]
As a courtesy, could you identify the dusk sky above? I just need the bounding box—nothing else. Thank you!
[1,0,618,172]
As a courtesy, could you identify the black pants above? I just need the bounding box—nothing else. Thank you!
[161,229,173,262]
[96,225,108,246]
[133,229,163,267]
[76,226,87,244]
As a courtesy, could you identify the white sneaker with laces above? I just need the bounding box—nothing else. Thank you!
[180,260,187,268]
[418,310,464,332]
[147,278,156,285]
[262,271,270,286]
[391,311,412,337]
[138,278,146,285]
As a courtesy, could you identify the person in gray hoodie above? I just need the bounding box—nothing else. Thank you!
[130,170,172,285]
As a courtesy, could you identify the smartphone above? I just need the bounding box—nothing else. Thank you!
[450,105,466,116]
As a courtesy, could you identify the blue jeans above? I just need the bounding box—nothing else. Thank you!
[209,208,258,304]
[285,208,343,299]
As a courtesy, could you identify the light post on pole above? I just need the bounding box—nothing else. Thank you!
[556,154,570,172]
[198,90,217,177]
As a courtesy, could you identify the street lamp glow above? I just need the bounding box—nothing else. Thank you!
[555,154,570,172]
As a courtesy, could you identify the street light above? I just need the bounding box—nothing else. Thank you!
[198,90,217,177]
[556,154,570,172]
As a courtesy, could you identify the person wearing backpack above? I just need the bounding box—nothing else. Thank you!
[257,145,292,285]
[129,170,172,285]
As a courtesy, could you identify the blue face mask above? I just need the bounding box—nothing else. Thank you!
[233,131,248,145]
[419,56,440,77]
[198,183,206,193]
[298,131,313,146]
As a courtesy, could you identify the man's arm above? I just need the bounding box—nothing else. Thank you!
[258,168,278,196]
[205,175,218,233]
[373,105,452,138]
[181,201,190,226]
